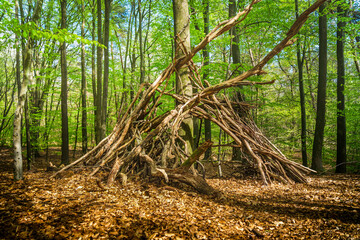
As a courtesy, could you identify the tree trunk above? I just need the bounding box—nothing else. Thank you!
[95,0,103,143]
[336,2,347,173]
[29,55,41,159]
[229,0,241,68]
[13,0,44,180]
[203,0,211,160]
[229,0,243,161]
[138,0,145,85]
[295,0,308,167]
[129,1,138,103]
[117,3,133,110]
[24,98,32,170]
[15,0,21,98]
[60,0,69,165]
[81,0,88,154]
[91,0,97,145]
[311,3,327,173]
[102,0,111,141]
[173,0,194,154]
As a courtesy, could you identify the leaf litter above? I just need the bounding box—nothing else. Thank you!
[0,148,359,239]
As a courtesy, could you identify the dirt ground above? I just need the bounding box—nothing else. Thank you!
[0,146,359,239]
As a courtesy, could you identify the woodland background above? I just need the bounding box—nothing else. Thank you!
[0,0,359,174]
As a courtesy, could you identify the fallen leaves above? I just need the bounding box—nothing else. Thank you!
[0,147,359,239]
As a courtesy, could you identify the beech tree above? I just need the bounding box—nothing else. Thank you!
[102,0,112,141]
[312,2,327,173]
[202,0,211,160]
[295,0,308,167]
[60,0,69,165]
[336,0,347,173]
[173,0,194,154]
[13,0,44,180]
[95,0,103,143]
[80,0,88,154]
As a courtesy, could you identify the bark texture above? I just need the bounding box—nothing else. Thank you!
[81,0,88,154]
[60,0,69,165]
[336,3,347,173]
[173,0,194,154]
[312,3,327,172]
[295,0,308,167]
[202,0,211,160]
[13,0,44,180]
[95,0,104,143]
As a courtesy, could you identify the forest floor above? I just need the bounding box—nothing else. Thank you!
[0,146,359,239]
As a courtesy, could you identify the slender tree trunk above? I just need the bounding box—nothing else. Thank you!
[16,0,32,171]
[81,0,88,154]
[15,0,21,98]
[102,0,111,140]
[29,53,41,159]
[138,0,145,85]
[91,0,96,146]
[13,0,44,180]
[173,0,194,154]
[229,0,241,68]
[295,0,308,167]
[117,3,133,109]
[144,0,152,84]
[24,98,32,170]
[305,46,317,111]
[60,0,69,165]
[111,42,119,111]
[352,28,360,76]
[229,0,243,161]
[95,0,103,143]
[129,3,138,102]
[45,90,60,162]
[336,2,347,173]
[203,0,211,160]
[189,0,199,149]
[311,3,327,172]
[73,99,81,159]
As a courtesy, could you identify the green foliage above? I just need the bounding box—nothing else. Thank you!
[0,0,359,172]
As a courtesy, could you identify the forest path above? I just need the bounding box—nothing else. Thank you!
[0,147,359,239]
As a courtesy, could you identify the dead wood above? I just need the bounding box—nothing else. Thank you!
[52,0,325,193]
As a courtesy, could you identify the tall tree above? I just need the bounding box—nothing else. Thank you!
[102,0,111,140]
[60,0,69,165]
[203,0,211,160]
[138,0,145,85]
[229,0,244,161]
[95,0,103,143]
[15,0,21,98]
[81,0,88,154]
[91,0,97,145]
[13,0,44,180]
[173,0,194,154]
[336,0,347,173]
[312,2,327,172]
[295,0,308,167]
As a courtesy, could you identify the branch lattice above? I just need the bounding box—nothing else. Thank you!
[52,0,325,193]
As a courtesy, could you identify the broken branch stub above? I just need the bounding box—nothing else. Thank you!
[52,0,325,193]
